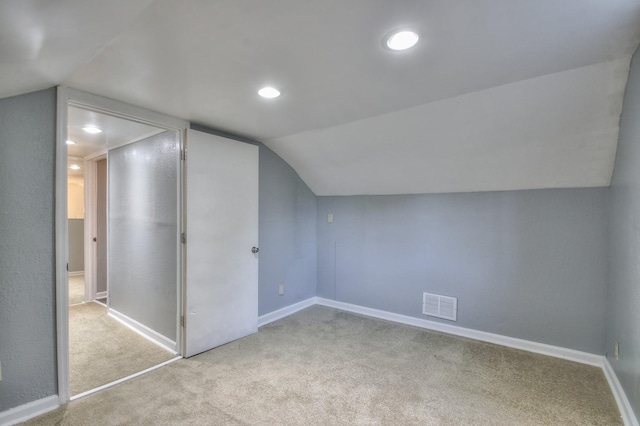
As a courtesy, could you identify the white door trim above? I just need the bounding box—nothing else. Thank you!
[55,86,188,404]
[83,153,106,303]
[55,87,70,405]
[83,157,96,302]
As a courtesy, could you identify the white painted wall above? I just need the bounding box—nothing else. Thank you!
[67,176,84,219]
[266,59,629,195]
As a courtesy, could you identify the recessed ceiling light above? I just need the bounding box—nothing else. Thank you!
[258,86,281,99]
[69,164,81,170]
[66,140,76,145]
[386,30,419,50]
[83,125,102,134]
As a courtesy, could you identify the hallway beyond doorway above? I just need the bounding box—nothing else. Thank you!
[69,302,176,396]
[68,275,84,305]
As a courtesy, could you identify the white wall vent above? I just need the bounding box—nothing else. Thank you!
[423,292,457,321]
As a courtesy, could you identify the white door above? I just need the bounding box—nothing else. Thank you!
[184,129,259,358]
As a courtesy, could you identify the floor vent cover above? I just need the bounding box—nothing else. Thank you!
[423,292,457,321]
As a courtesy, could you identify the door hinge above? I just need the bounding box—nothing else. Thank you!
[181,149,187,160]
[181,233,186,244]
[181,315,185,327]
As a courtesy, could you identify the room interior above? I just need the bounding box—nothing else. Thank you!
[1,1,640,425]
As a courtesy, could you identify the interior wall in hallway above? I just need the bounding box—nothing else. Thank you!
[108,131,179,341]
[68,219,84,273]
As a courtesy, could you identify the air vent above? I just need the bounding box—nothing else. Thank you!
[423,292,457,321]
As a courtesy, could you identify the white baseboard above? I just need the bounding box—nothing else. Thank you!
[0,395,59,426]
[93,299,107,308]
[108,308,177,354]
[70,356,182,402]
[315,298,604,367]
[68,271,84,277]
[258,297,317,327]
[95,291,107,300]
[603,358,639,426]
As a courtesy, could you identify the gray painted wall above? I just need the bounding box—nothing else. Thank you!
[317,189,608,354]
[109,131,179,341]
[68,219,84,272]
[190,125,317,316]
[0,88,57,411]
[607,46,640,418]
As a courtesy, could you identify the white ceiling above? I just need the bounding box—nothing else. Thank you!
[67,106,164,159]
[2,1,640,195]
[66,106,165,178]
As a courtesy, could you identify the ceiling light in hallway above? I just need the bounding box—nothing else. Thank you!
[386,30,419,50]
[258,86,281,99]
[83,125,102,134]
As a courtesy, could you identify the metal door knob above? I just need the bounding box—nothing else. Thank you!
[251,247,259,254]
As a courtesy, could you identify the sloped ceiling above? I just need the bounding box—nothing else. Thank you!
[2,0,640,195]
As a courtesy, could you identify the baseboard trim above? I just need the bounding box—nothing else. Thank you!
[603,358,639,426]
[70,356,182,402]
[108,308,177,354]
[258,297,317,327]
[95,291,107,300]
[315,298,604,367]
[68,271,84,277]
[0,395,59,426]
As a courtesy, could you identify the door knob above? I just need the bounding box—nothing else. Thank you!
[251,247,259,254]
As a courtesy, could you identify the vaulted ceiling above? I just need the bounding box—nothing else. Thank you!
[2,0,640,195]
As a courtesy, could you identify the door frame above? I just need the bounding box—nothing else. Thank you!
[55,86,188,404]
[83,152,106,303]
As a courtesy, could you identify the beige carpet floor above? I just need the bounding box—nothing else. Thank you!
[68,275,85,305]
[27,306,621,425]
[69,302,177,396]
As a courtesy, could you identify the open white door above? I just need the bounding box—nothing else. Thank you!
[184,129,259,358]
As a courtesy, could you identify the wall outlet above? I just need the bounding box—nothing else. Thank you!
[278,284,285,296]
[614,341,620,360]
[327,213,333,223]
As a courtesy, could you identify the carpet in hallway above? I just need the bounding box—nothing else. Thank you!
[69,302,176,396]
[68,275,85,305]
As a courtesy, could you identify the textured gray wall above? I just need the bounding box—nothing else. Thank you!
[68,219,84,272]
[317,189,608,354]
[257,145,317,315]
[108,132,178,341]
[190,125,317,316]
[0,88,57,411]
[607,47,640,418]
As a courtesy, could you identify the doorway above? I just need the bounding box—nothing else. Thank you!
[66,155,85,305]
[56,88,188,403]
